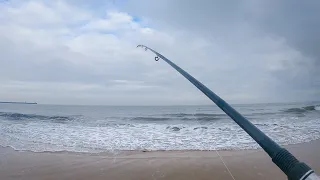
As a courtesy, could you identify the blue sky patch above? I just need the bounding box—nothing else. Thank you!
[132,16,140,23]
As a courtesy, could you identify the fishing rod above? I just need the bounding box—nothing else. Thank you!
[137,44,319,180]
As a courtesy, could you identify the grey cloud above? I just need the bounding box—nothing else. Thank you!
[124,0,320,57]
[1,0,319,105]
[0,38,154,85]
[121,0,320,102]
[249,0,320,60]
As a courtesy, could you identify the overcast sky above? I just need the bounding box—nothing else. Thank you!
[0,0,319,105]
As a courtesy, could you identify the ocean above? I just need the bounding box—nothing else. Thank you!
[0,102,319,153]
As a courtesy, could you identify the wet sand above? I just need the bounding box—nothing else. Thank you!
[1,140,320,180]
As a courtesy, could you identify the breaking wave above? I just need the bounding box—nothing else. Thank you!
[165,113,226,118]
[0,112,74,123]
[131,117,171,121]
[131,116,223,122]
[284,105,320,113]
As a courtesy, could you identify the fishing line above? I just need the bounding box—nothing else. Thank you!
[216,150,236,180]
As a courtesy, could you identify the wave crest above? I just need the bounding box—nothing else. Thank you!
[165,113,226,118]
[284,105,319,113]
[0,112,73,122]
[131,117,171,121]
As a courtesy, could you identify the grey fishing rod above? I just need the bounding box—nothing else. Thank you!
[137,45,319,180]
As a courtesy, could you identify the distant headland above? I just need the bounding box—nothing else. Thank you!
[0,101,37,105]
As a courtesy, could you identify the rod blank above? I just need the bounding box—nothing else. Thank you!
[137,44,318,180]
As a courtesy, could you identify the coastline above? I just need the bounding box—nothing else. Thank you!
[1,140,320,180]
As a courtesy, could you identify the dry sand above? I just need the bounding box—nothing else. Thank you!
[1,140,320,180]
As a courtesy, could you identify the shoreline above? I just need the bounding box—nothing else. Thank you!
[1,138,320,155]
[1,140,320,180]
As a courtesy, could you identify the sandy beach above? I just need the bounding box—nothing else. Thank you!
[0,140,319,180]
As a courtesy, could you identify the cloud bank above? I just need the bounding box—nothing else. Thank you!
[0,0,319,105]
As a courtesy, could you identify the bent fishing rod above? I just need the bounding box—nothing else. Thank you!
[137,45,319,180]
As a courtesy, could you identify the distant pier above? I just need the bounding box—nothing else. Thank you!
[0,101,37,104]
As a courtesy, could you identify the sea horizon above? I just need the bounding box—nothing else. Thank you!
[14,99,320,107]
